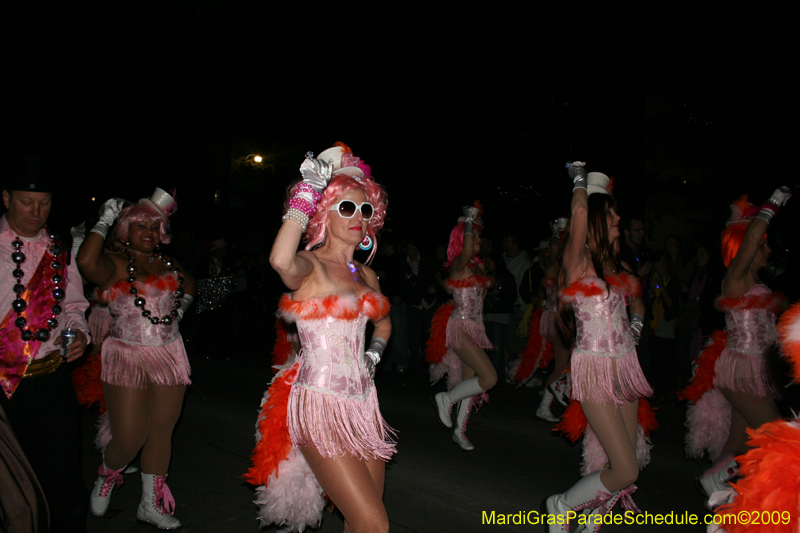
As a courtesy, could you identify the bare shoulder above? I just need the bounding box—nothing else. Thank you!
[359,263,381,292]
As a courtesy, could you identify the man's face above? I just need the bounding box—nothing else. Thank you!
[405,244,419,260]
[626,220,645,247]
[2,190,52,237]
[503,236,519,256]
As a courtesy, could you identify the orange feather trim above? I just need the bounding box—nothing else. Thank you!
[677,330,727,403]
[243,363,299,487]
[277,292,390,322]
[560,277,606,302]
[514,308,552,382]
[425,301,455,365]
[444,275,494,290]
[555,398,658,442]
[272,319,293,367]
[717,418,800,533]
[606,273,642,297]
[71,352,107,414]
[715,291,787,313]
[554,400,587,442]
[778,301,800,382]
[637,398,658,437]
[99,273,180,301]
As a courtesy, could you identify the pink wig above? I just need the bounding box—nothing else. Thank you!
[295,175,388,265]
[445,221,483,270]
[116,204,171,244]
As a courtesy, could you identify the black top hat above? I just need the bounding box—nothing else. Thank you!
[3,155,57,193]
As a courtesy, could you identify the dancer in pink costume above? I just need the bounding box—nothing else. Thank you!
[261,144,394,533]
[545,164,652,532]
[77,188,195,530]
[683,189,791,504]
[431,205,497,450]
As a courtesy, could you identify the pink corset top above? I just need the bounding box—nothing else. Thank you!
[561,274,640,358]
[444,275,493,325]
[278,292,390,400]
[716,283,786,357]
[99,272,181,347]
[543,278,558,313]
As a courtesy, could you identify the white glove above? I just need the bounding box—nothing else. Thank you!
[70,222,86,259]
[175,294,194,322]
[629,313,644,345]
[298,153,332,194]
[90,198,126,238]
[364,337,387,382]
[463,206,480,235]
[756,186,791,223]
[567,161,587,192]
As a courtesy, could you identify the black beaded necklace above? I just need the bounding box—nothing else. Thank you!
[10,228,65,342]
[125,249,185,325]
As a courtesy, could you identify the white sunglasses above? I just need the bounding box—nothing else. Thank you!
[328,200,375,220]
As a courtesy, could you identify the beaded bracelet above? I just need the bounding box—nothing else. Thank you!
[288,197,316,217]
[295,183,322,203]
[282,208,309,232]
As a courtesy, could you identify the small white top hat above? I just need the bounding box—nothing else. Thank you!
[140,187,177,218]
[587,172,612,196]
[316,145,365,178]
[534,240,550,251]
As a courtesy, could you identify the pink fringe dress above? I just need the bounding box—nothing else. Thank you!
[713,283,785,397]
[279,292,396,461]
[429,275,494,390]
[541,277,558,338]
[561,273,652,405]
[98,273,191,388]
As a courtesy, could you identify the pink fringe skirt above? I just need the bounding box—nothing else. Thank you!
[446,317,493,351]
[571,348,653,406]
[287,384,396,461]
[101,336,191,388]
[540,309,557,338]
[88,307,112,346]
[713,349,772,397]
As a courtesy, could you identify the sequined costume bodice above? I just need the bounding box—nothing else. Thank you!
[562,274,640,359]
[278,292,390,401]
[717,284,783,358]
[100,272,181,347]
[445,275,493,325]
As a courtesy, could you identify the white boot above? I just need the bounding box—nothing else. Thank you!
[550,373,570,407]
[699,456,738,499]
[90,463,125,517]
[434,377,485,429]
[452,397,475,450]
[545,471,613,533]
[536,388,560,422]
[137,473,181,529]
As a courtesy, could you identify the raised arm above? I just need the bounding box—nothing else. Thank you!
[724,186,791,295]
[449,206,480,276]
[270,155,332,290]
[562,162,589,283]
[76,198,125,288]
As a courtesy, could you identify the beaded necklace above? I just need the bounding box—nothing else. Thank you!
[125,249,185,325]
[10,228,66,342]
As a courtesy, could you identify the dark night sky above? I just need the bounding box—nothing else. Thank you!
[5,3,797,256]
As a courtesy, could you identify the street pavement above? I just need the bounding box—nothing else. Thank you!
[82,352,722,533]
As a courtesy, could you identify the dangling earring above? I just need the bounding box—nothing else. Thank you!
[359,235,373,251]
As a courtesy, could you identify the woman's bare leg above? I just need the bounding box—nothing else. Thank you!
[453,335,497,390]
[581,400,639,492]
[140,383,185,476]
[300,447,388,533]
[102,383,153,470]
[544,337,569,388]
[719,387,780,457]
